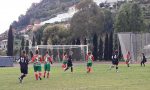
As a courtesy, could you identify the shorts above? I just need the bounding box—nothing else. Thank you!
[20,67,28,74]
[67,63,73,67]
[44,63,51,71]
[63,61,67,64]
[112,61,119,65]
[87,63,92,67]
[126,61,130,64]
[34,65,42,72]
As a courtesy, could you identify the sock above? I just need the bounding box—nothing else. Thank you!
[21,74,26,80]
[89,67,91,72]
[39,72,42,78]
[71,67,73,72]
[47,72,50,78]
[44,71,46,78]
[116,67,118,70]
[88,68,90,73]
[35,74,38,80]
[87,67,89,72]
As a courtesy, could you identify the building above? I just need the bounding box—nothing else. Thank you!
[0,39,7,50]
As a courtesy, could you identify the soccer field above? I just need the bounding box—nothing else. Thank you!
[0,63,150,90]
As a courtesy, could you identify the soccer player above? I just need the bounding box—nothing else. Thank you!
[31,50,43,80]
[141,53,147,67]
[126,51,131,67]
[43,51,53,78]
[62,52,68,70]
[86,51,94,73]
[109,50,119,72]
[17,51,29,83]
[64,55,73,72]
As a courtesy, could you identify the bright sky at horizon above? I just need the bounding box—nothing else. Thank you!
[0,0,41,34]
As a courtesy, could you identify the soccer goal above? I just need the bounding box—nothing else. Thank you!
[118,32,150,62]
[31,45,88,62]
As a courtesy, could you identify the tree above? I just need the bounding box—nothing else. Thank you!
[7,25,14,56]
[108,32,113,60]
[36,33,42,45]
[32,36,35,46]
[98,37,103,60]
[21,37,25,50]
[70,2,104,41]
[25,40,29,54]
[104,33,109,60]
[92,33,98,60]
[43,24,70,45]
[115,3,145,32]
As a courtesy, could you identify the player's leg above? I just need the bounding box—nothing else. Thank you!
[87,63,90,73]
[143,61,145,67]
[141,61,143,66]
[47,63,50,78]
[89,63,92,73]
[34,66,39,80]
[38,65,42,80]
[127,61,130,67]
[71,66,73,72]
[44,64,47,78]
[116,62,119,72]
[20,67,28,82]
[19,67,24,83]
[64,66,69,71]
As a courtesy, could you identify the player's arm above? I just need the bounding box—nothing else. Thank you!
[49,57,53,64]
[16,58,20,63]
[92,55,94,61]
[40,56,43,63]
[30,55,35,63]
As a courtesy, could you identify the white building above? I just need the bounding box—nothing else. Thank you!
[0,40,7,50]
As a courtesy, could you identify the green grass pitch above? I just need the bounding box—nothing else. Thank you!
[0,63,150,90]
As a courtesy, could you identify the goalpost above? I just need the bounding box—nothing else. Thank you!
[31,45,88,62]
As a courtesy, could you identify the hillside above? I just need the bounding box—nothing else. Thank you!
[11,0,80,31]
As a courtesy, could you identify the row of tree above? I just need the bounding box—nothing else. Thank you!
[7,0,146,61]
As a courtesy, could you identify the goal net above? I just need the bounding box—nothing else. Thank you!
[31,45,88,62]
[118,32,150,62]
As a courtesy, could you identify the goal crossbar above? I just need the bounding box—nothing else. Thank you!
[32,45,89,54]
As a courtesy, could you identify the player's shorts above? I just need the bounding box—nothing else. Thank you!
[112,61,119,65]
[63,61,67,64]
[126,60,130,64]
[44,63,51,71]
[20,67,28,74]
[34,65,42,72]
[87,63,92,67]
[67,63,73,67]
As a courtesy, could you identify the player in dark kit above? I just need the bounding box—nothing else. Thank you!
[109,50,119,72]
[17,51,29,83]
[141,53,147,67]
[64,55,73,72]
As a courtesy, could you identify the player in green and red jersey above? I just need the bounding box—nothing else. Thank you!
[43,51,53,78]
[62,52,68,70]
[31,50,43,80]
[86,51,94,73]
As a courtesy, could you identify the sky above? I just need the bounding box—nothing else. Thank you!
[0,0,41,34]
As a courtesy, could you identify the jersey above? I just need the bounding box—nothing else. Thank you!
[63,55,68,64]
[32,55,42,66]
[18,56,29,68]
[44,54,52,64]
[86,55,94,63]
[112,54,118,62]
[126,54,131,61]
